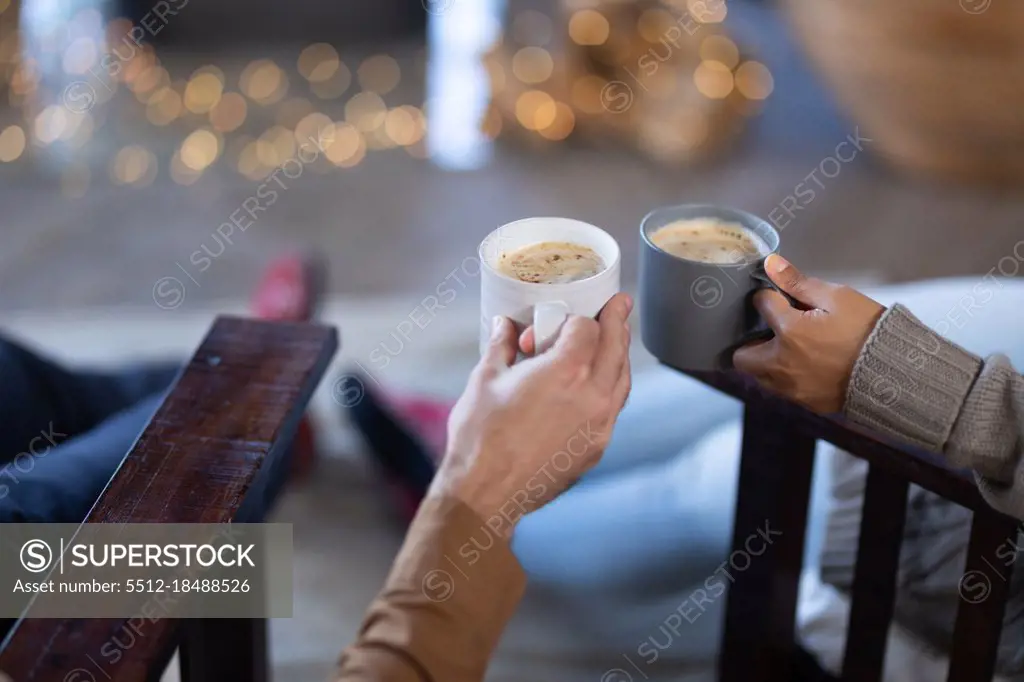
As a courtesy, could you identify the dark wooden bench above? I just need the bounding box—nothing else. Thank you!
[691,370,1019,682]
[0,316,338,682]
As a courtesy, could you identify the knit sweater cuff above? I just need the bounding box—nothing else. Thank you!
[845,304,983,451]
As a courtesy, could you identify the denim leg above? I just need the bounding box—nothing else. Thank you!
[0,336,180,464]
[584,367,743,481]
[0,394,164,523]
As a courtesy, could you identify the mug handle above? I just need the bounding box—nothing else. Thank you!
[749,261,803,309]
[737,262,806,348]
[534,300,572,354]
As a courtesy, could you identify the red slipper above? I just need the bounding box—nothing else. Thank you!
[250,253,327,322]
[250,253,328,480]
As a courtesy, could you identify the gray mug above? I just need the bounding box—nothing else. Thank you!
[640,204,794,372]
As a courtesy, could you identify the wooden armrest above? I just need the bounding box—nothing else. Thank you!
[687,369,996,512]
[0,316,338,682]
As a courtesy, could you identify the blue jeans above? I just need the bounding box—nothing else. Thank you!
[0,338,180,523]
[512,277,1024,664]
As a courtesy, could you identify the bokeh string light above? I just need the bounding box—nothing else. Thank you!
[734,60,774,100]
[569,9,611,46]
[570,75,608,116]
[170,149,203,185]
[298,43,340,83]
[240,59,288,106]
[511,47,554,85]
[384,105,426,147]
[110,145,156,186]
[209,92,248,133]
[515,90,557,131]
[309,61,351,100]
[486,1,773,162]
[538,102,575,141]
[3,38,362,184]
[179,129,220,172]
[0,125,26,162]
[345,91,387,133]
[184,66,225,114]
[693,60,735,100]
[33,105,68,146]
[357,55,400,95]
[0,2,772,190]
[295,112,334,146]
[256,125,296,167]
[323,122,365,168]
[146,87,183,126]
[701,35,740,70]
[636,7,676,42]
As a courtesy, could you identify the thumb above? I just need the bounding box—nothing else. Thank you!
[483,316,518,370]
[765,254,833,310]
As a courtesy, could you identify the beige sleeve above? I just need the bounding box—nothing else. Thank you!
[845,304,1024,520]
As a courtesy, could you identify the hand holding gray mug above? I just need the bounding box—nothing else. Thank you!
[639,204,795,371]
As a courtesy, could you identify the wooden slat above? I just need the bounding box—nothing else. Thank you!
[720,403,817,682]
[0,317,338,682]
[841,466,910,682]
[947,510,1019,682]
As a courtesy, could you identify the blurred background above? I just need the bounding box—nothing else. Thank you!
[2,0,1022,311]
[1,0,1023,679]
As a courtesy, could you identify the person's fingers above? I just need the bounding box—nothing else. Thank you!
[586,355,631,459]
[611,352,632,416]
[750,372,782,398]
[592,294,632,389]
[519,327,535,356]
[753,290,798,334]
[481,316,519,373]
[547,315,601,369]
[523,294,632,361]
[732,338,776,378]
[764,255,835,310]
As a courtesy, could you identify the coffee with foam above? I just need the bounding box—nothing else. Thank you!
[651,218,769,265]
[496,241,606,284]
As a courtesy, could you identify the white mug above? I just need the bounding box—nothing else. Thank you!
[478,217,622,356]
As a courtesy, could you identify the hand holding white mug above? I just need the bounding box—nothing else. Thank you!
[433,293,633,532]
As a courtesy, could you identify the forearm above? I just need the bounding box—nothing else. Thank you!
[845,304,1024,520]
[334,495,526,682]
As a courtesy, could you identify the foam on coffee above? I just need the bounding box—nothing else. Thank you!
[496,241,606,284]
[650,218,769,264]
